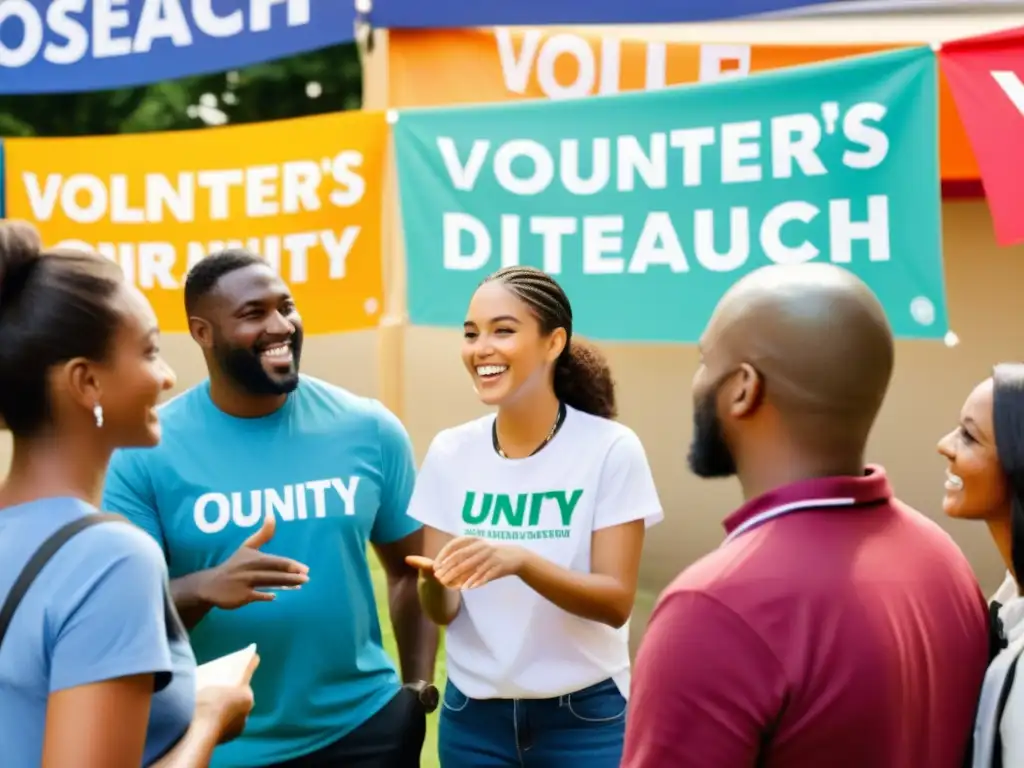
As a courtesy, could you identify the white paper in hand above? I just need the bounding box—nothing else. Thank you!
[195,644,257,690]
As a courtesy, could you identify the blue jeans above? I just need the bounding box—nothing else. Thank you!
[438,678,626,768]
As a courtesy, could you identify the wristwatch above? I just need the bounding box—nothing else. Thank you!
[404,680,440,714]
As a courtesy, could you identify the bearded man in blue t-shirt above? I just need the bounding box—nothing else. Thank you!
[103,249,439,768]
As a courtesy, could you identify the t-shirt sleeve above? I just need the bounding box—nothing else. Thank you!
[622,590,788,768]
[370,402,423,545]
[593,430,663,530]
[48,525,174,694]
[405,435,458,536]
[102,449,167,555]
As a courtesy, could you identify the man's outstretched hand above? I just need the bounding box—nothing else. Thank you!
[201,515,310,610]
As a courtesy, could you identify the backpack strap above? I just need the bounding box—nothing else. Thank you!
[992,643,1024,768]
[0,513,125,651]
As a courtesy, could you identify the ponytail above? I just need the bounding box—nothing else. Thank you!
[0,220,125,437]
[553,337,617,419]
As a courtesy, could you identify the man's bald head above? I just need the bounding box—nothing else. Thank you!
[688,263,894,480]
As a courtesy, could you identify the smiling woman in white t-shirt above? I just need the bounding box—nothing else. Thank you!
[405,266,663,767]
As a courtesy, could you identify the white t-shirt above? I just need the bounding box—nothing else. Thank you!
[407,405,663,701]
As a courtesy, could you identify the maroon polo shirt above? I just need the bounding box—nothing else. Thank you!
[623,467,988,768]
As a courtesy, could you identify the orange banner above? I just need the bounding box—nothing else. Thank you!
[389,28,978,181]
[3,111,387,335]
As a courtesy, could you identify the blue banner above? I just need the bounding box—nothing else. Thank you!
[372,0,886,28]
[0,0,352,95]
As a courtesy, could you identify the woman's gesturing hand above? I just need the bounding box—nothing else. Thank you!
[430,537,527,590]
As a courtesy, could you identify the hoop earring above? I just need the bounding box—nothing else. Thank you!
[93,403,104,428]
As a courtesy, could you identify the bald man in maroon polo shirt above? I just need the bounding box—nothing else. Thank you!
[623,264,988,768]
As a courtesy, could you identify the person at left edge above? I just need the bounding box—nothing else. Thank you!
[102,249,440,768]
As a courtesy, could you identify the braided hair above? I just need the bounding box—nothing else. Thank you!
[481,266,617,419]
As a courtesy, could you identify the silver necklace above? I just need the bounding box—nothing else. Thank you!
[493,403,567,459]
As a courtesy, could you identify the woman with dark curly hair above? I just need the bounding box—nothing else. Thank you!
[404,266,662,767]
[939,363,1024,767]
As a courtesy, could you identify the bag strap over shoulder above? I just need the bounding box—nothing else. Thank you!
[0,513,125,651]
[993,643,1024,768]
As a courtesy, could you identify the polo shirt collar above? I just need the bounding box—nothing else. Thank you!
[723,464,893,538]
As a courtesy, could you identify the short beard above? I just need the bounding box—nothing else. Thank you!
[214,330,302,396]
[687,386,736,479]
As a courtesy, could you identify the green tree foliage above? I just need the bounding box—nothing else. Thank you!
[0,43,362,138]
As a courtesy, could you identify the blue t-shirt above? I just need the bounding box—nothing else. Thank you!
[0,497,196,767]
[102,376,421,767]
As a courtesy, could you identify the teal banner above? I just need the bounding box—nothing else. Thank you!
[394,46,946,342]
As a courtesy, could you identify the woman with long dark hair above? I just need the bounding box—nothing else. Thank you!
[0,221,255,767]
[939,363,1024,767]
[405,266,663,766]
